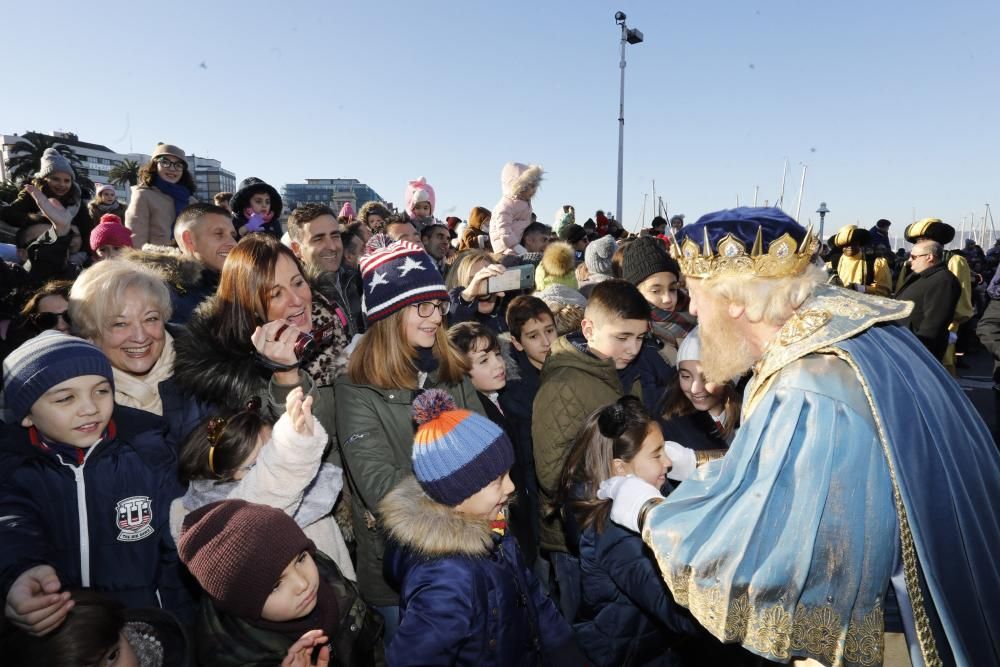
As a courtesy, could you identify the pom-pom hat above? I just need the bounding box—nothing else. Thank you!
[359,240,448,325]
[411,389,515,506]
[405,177,436,219]
[90,214,134,251]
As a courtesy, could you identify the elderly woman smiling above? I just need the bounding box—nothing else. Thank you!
[69,259,208,446]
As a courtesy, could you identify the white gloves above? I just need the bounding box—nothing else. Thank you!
[597,475,664,533]
[664,441,697,481]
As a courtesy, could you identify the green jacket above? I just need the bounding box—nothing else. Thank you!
[531,335,640,553]
[335,372,484,606]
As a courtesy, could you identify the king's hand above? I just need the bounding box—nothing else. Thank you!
[597,475,664,533]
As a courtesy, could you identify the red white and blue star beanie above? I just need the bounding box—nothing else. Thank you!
[359,240,449,326]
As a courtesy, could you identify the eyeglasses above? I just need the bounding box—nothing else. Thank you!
[154,157,185,171]
[410,301,449,318]
[33,311,71,330]
[909,253,930,260]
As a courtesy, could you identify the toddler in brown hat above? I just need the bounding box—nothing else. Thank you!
[179,499,379,667]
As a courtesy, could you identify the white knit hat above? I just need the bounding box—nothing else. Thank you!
[676,327,701,364]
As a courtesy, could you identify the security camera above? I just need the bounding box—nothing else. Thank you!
[614,11,626,22]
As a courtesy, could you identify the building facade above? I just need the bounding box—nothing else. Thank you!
[282,178,387,214]
[190,156,236,204]
[1,131,234,205]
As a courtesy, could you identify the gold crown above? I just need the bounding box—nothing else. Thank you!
[674,225,819,279]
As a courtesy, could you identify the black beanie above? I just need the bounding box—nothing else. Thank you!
[622,236,680,286]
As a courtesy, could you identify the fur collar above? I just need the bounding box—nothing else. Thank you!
[380,477,495,558]
[124,245,205,292]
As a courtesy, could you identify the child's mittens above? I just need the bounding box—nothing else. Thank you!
[244,212,267,233]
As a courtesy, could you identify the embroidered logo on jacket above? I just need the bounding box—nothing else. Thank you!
[115,496,154,542]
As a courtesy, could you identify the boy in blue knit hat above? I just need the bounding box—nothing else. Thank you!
[1,331,192,636]
[378,389,584,666]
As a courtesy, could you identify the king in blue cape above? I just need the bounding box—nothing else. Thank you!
[618,208,999,666]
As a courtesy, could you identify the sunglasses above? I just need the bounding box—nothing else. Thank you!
[33,311,71,330]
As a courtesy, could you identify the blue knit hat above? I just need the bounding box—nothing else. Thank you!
[2,331,114,422]
[359,240,448,326]
[410,389,515,506]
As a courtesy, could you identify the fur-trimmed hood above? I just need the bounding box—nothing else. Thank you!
[123,245,206,293]
[380,477,496,558]
[500,162,543,199]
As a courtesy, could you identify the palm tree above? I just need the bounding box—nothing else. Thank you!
[108,159,141,188]
[4,132,84,184]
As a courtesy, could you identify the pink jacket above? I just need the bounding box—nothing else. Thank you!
[489,162,543,254]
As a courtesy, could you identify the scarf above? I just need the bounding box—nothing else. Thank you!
[247,555,340,642]
[300,294,350,388]
[153,175,191,218]
[650,306,697,343]
[112,331,176,416]
[95,201,121,213]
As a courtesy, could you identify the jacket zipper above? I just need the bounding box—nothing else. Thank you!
[57,445,99,587]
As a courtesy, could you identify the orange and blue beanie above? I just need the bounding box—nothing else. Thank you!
[411,389,514,506]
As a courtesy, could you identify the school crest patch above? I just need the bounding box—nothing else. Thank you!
[115,496,154,542]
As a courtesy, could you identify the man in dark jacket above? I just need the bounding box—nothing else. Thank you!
[287,203,363,337]
[976,269,1000,389]
[896,240,962,360]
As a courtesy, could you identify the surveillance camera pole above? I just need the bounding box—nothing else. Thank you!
[616,15,628,226]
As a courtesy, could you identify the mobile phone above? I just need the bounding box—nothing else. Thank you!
[487,264,535,293]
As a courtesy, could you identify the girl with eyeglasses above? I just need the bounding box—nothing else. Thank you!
[170,386,356,581]
[335,240,485,644]
[124,143,197,248]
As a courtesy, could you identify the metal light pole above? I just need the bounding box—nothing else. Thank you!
[615,11,643,226]
[816,201,830,239]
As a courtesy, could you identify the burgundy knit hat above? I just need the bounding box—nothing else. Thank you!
[89,215,133,252]
[178,500,314,619]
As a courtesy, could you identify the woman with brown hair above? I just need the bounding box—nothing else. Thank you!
[659,327,741,482]
[125,143,198,248]
[446,248,509,333]
[335,240,483,642]
[171,233,349,436]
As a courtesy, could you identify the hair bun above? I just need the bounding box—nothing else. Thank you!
[597,401,629,439]
[411,389,458,425]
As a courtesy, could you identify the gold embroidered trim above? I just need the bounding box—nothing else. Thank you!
[651,558,887,666]
[826,348,942,667]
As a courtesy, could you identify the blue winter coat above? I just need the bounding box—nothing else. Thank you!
[0,406,194,619]
[575,520,702,666]
[380,477,584,667]
[158,376,213,450]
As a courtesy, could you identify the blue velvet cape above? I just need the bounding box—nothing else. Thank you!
[643,285,1000,666]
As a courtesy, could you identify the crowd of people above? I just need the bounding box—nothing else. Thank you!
[0,144,998,667]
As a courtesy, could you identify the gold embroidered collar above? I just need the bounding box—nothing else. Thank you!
[748,284,912,402]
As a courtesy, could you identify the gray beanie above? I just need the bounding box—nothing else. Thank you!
[35,148,75,180]
[585,235,617,277]
[535,284,588,310]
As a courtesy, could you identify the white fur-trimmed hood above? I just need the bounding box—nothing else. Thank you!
[501,162,544,199]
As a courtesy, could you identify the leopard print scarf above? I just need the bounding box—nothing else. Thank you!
[301,292,350,388]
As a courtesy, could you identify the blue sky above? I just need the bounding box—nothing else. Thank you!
[2,0,998,246]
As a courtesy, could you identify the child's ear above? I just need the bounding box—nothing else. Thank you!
[581,318,595,342]
[21,415,34,428]
[611,458,628,476]
[510,336,524,352]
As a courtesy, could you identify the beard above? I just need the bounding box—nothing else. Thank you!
[696,298,760,384]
